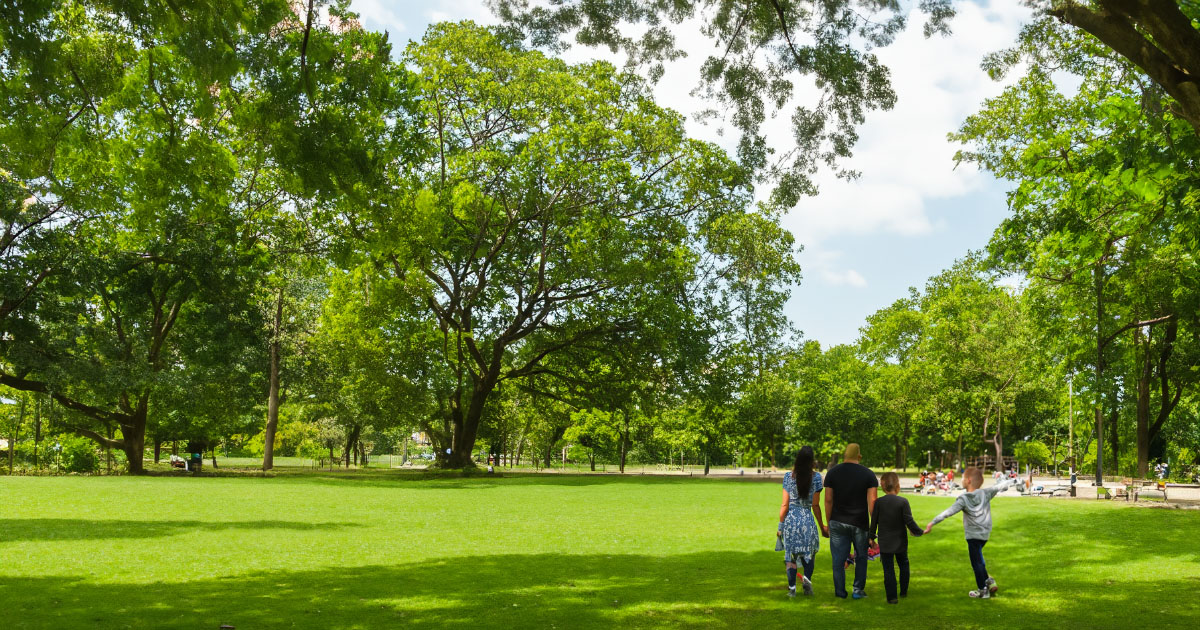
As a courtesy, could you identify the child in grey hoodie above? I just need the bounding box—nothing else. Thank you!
[924,466,1012,599]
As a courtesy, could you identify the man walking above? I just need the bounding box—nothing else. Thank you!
[823,443,878,599]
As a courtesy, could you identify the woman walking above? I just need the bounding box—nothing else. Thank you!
[777,445,828,597]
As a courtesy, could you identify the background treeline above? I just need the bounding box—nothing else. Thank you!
[2,2,1198,481]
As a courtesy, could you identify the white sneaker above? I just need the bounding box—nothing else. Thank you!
[802,576,813,596]
[968,588,991,599]
[986,576,998,595]
[788,586,797,598]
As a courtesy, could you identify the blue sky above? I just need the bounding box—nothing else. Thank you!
[348,0,1030,348]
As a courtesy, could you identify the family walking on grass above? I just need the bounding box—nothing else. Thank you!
[776,443,1013,603]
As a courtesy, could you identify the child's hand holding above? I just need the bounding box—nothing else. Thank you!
[923,522,934,534]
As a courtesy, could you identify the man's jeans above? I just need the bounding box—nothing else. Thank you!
[967,538,989,590]
[829,520,869,597]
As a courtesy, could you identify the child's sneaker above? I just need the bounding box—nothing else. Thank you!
[852,590,868,600]
[788,586,796,598]
[968,588,991,599]
[985,576,998,595]
[801,576,813,596]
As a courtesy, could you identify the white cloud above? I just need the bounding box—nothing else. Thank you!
[351,0,408,35]
[804,246,869,289]
[425,0,494,25]
[778,1,1032,251]
[823,268,868,288]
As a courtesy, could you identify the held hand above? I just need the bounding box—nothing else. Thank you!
[923,523,933,535]
[821,525,830,538]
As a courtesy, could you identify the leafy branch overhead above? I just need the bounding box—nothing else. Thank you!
[489,0,956,208]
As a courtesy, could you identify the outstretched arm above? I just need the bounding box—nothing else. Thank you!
[985,478,1014,498]
[925,496,964,533]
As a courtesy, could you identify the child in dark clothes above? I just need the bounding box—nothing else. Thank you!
[869,472,924,603]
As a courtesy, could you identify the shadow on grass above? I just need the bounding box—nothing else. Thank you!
[3,544,1197,630]
[0,519,361,543]
[253,468,780,491]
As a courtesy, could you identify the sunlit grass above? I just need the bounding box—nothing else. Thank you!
[1,470,1196,629]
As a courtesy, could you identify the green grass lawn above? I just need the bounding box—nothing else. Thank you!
[1,471,1197,629]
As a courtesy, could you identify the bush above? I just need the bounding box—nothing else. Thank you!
[57,435,99,473]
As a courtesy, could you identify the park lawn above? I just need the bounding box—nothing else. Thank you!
[1,471,1197,630]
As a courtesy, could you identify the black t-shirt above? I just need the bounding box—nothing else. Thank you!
[824,462,879,530]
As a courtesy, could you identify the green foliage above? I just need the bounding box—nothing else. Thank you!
[1013,440,1051,467]
[56,434,99,473]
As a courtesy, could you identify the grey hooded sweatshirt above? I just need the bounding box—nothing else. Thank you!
[930,479,1013,540]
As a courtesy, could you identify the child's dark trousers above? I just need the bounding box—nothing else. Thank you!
[880,551,909,600]
[966,539,988,589]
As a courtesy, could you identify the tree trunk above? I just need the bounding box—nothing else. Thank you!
[263,286,284,471]
[589,451,595,471]
[1049,1,1200,135]
[442,380,495,468]
[956,426,963,470]
[618,408,630,473]
[1109,405,1120,476]
[8,397,24,474]
[1138,318,1179,478]
[1094,263,1106,486]
[1136,324,1152,478]
[119,400,148,474]
[33,396,41,469]
[344,424,361,468]
[211,446,218,469]
[153,439,163,464]
[105,425,113,474]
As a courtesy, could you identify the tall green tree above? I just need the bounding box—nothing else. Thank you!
[954,20,1200,481]
[356,23,761,467]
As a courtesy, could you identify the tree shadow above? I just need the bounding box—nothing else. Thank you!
[0,519,361,543]
[3,544,1197,630]
[262,469,779,491]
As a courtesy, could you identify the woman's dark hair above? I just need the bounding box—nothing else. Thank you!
[793,446,815,499]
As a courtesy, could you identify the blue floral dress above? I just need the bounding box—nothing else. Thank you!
[782,470,823,564]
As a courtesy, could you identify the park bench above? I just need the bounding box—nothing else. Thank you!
[1163,483,1200,502]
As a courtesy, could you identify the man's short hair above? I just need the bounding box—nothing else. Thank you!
[843,443,861,461]
[964,466,983,486]
[880,471,900,493]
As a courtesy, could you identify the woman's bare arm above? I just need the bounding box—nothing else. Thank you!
[779,488,790,531]
[811,489,827,536]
